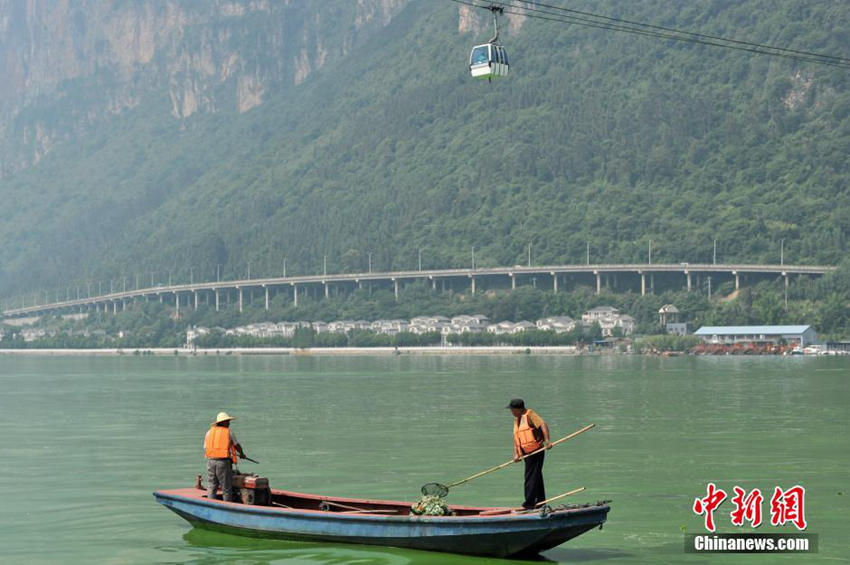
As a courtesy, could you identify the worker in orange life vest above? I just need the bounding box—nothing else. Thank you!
[204,411,247,501]
[508,398,551,509]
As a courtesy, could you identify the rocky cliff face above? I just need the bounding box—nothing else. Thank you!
[0,0,406,177]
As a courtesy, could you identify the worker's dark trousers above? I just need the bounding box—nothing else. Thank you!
[207,458,234,501]
[523,450,546,508]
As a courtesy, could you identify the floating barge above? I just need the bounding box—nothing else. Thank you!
[154,482,610,558]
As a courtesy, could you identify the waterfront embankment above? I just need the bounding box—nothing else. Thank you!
[0,345,583,356]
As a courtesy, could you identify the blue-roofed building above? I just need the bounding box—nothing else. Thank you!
[693,325,817,346]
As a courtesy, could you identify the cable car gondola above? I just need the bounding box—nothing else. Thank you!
[469,6,509,81]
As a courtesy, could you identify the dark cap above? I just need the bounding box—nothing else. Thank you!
[506,398,525,409]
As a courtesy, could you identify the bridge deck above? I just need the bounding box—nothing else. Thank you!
[2,263,835,317]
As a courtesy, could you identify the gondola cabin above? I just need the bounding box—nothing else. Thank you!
[469,43,509,80]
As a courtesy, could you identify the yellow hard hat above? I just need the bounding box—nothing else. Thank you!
[214,411,235,424]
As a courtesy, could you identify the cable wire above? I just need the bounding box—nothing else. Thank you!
[450,0,850,69]
[515,0,850,64]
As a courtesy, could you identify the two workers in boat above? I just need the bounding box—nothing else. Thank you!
[508,399,551,509]
[202,404,550,508]
[204,411,247,501]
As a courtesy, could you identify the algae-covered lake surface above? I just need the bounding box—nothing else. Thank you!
[1,354,847,564]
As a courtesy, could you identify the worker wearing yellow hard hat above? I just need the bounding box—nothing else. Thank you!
[204,411,247,501]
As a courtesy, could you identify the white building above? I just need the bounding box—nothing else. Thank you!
[450,315,489,334]
[488,321,517,335]
[21,328,48,342]
[694,325,817,346]
[328,320,356,334]
[582,306,620,324]
[536,316,576,333]
[658,304,680,325]
[409,315,449,335]
[617,315,636,336]
[371,319,409,335]
[186,326,210,344]
[511,321,536,333]
[582,306,635,337]
[275,322,300,337]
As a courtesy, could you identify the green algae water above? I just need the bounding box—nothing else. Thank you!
[1,354,848,564]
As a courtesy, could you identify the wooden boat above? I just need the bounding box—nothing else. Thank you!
[154,483,610,558]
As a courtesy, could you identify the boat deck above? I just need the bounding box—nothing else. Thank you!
[158,485,534,518]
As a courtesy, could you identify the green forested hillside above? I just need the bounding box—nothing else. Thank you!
[2,0,850,300]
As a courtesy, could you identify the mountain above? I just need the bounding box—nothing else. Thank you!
[1,0,850,300]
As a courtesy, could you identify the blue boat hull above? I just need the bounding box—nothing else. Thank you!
[154,488,610,557]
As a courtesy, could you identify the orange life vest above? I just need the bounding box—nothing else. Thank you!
[205,425,236,463]
[514,412,543,455]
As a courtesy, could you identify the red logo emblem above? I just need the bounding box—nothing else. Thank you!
[730,487,764,528]
[769,485,807,530]
[693,482,727,532]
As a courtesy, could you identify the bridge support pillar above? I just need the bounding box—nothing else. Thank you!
[640,273,646,296]
[552,274,558,293]
[264,286,269,310]
[432,278,436,291]
[238,288,243,313]
[293,284,299,307]
[470,276,476,295]
[686,272,692,292]
[393,279,399,301]
[595,271,601,295]
[511,274,516,290]
[215,289,220,311]
[175,293,180,317]
[324,282,329,299]
[159,294,163,304]
[122,300,126,312]
[194,291,198,310]
[734,272,740,290]
[784,272,789,310]
[113,301,117,315]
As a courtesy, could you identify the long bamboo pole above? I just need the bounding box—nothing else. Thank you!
[478,487,587,516]
[446,423,596,489]
[533,486,586,508]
